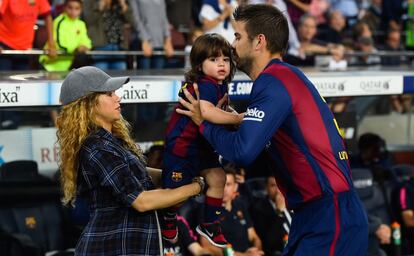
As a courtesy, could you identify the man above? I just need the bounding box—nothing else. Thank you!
[250,176,292,256]
[393,167,414,254]
[0,0,56,70]
[177,4,368,255]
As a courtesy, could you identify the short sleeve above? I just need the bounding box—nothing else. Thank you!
[87,148,144,206]
[37,0,51,16]
[79,21,92,49]
[199,81,219,105]
[199,4,219,22]
[239,200,253,229]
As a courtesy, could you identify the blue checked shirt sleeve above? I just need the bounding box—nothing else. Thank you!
[88,148,144,206]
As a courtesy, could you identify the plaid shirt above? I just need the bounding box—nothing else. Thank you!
[76,128,161,255]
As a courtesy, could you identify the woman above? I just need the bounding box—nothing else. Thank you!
[129,0,174,69]
[56,66,205,255]
[83,0,132,70]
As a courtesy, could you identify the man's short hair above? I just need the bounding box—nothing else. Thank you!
[233,4,289,55]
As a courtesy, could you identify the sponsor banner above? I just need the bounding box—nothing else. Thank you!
[56,80,179,104]
[0,129,32,164]
[309,75,404,97]
[228,81,254,100]
[0,128,58,177]
[0,80,180,107]
[118,80,178,103]
[0,75,405,106]
[32,128,59,176]
[0,82,51,107]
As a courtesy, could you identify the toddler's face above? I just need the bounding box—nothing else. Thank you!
[201,53,231,83]
[66,1,82,20]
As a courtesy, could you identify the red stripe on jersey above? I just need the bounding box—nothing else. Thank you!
[329,194,340,256]
[172,121,198,157]
[266,65,349,193]
[166,107,181,135]
[274,130,322,201]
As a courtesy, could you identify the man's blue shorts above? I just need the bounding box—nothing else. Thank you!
[283,190,368,256]
[162,151,221,189]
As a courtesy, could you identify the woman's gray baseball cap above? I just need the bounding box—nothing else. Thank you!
[60,66,130,105]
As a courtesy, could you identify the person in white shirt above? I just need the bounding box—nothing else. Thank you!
[199,0,238,43]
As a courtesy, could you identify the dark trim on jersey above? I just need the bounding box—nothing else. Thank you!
[56,15,68,52]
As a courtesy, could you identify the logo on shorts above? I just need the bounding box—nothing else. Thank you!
[171,172,183,182]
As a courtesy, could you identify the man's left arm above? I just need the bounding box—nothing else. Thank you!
[199,74,292,166]
[247,227,262,250]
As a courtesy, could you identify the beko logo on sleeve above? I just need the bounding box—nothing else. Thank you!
[244,107,265,122]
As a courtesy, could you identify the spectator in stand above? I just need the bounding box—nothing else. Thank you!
[83,0,132,70]
[199,0,238,43]
[393,166,414,255]
[390,94,413,114]
[380,29,404,66]
[381,0,404,31]
[285,0,330,27]
[360,0,382,33]
[166,0,193,34]
[317,10,347,44]
[39,0,92,71]
[328,0,359,27]
[287,14,345,66]
[285,0,310,28]
[0,0,56,70]
[353,21,373,39]
[0,0,57,129]
[184,27,204,69]
[129,0,174,69]
[250,0,302,61]
[352,167,392,256]
[200,169,264,256]
[350,36,381,66]
[250,176,292,256]
[350,133,395,184]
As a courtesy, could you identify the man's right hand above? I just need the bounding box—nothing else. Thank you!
[142,40,153,57]
[176,83,204,126]
[375,224,391,244]
[241,247,264,256]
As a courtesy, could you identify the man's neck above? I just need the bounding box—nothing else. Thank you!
[249,53,283,80]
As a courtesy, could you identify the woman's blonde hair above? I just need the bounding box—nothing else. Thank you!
[56,92,144,206]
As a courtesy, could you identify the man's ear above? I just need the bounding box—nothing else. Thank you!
[255,34,266,50]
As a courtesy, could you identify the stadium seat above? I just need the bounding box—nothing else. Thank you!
[0,161,74,255]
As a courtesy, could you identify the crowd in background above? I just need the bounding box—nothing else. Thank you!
[1,0,414,71]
